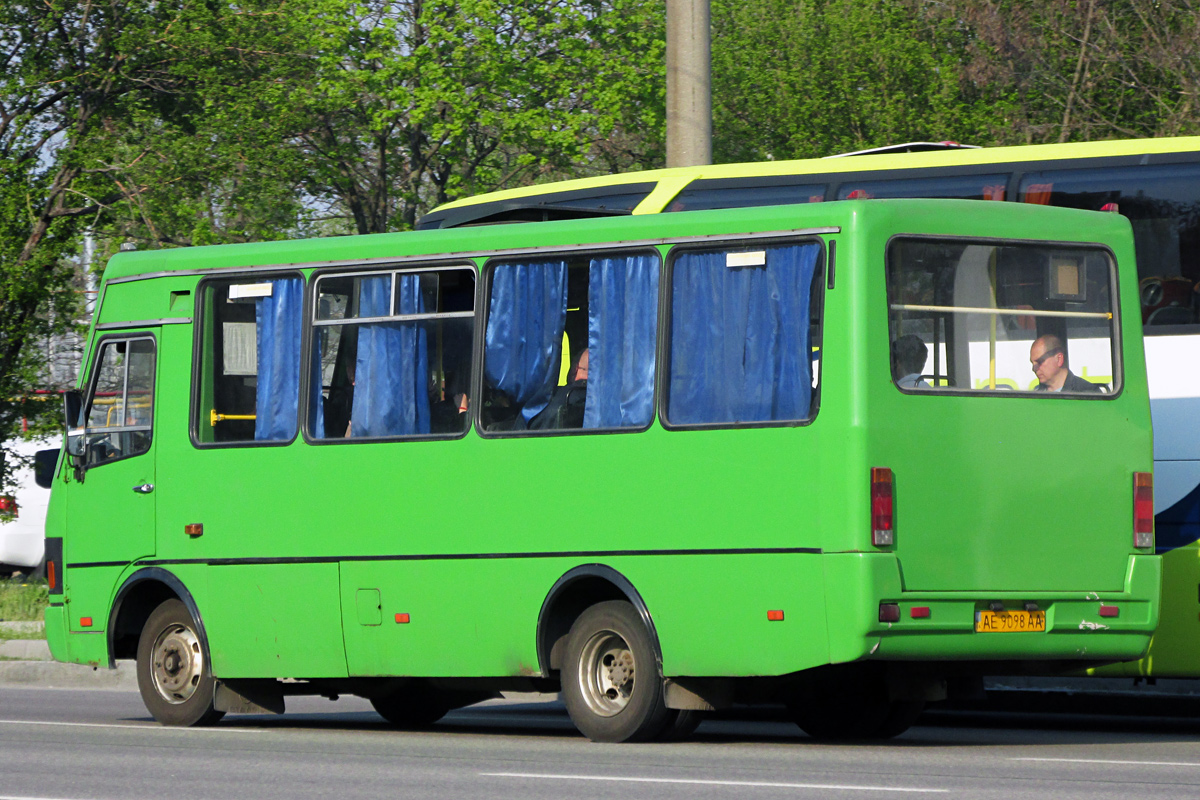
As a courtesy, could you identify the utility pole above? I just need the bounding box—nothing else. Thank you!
[666,0,712,167]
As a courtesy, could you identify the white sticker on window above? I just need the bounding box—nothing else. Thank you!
[222,322,258,375]
[228,283,273,299]
[726,251,767,268]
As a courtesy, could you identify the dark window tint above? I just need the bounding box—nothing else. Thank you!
[667,181,826,212]
[311,267,475,439]
[1018,163,1200,328]
[196,276,303,444]
[887,238,1118,395]
[482,251,659,433]
[837,173,1009,201]
[666,242,823,426]
[81,337,155,466]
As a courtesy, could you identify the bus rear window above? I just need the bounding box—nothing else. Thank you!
[887,238,1118,395]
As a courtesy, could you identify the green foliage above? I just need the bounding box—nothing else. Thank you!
[711,0,1003,161]
[0,578,48,622]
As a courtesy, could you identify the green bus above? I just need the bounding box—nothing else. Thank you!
[41,198,1158,741]
[424,135,1200,684]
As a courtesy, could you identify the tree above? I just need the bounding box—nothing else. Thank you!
[709,0,1003,162]
[282,0,666,234]
[945,0,1200,143]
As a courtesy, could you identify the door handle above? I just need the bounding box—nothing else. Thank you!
[132,483,154,494]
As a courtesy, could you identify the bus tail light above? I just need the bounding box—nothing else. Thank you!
[871,468,894,546]
[1134,472,1154,549]
[0,495,16,517]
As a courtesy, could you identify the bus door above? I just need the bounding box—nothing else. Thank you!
[63,332,159,634]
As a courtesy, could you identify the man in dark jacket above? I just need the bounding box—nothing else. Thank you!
[1030,334,1101,393]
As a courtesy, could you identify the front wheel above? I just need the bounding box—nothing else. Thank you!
[561,600,671,743]
[136,599,224,726]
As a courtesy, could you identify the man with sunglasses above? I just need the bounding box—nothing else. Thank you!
[1030,334,1100,393]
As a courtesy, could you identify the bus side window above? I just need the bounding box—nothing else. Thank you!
[309,266,475,440]
[82,337,155,466]
[195,275,303,445]
[664,241,822,427]
[481,250,659,434]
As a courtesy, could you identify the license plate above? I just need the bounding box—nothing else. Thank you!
[974,609,1046,633]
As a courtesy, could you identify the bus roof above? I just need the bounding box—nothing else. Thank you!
[418,136,1200,230]
[100,198,1135,287]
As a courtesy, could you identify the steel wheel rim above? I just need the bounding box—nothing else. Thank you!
[577,629,636,717]
[151,622,203,705]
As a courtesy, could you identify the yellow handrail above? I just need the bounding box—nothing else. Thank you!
[211,409,257,426]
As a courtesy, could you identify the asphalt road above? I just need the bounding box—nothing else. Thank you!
[3,688,1200,800]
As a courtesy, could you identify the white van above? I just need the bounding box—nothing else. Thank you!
[0,438,55,576]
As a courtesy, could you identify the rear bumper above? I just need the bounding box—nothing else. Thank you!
[826,552,1160,665]
[44,603,109,668]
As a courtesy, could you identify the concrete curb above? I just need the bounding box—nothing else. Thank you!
[0,639,50,659]
[0,659,137,690]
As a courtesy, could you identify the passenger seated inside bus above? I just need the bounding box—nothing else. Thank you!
[481,251,657,434]
[891,335,930,389]
[1030,334,1101,393]
[529,349,588,430]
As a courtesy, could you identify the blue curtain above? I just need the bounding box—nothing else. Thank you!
[311,328,326,438]
[254,277,303,441]
[668,244,819,424]
[485,261,568,423]
[585,254,659,428]
[351,275,431,437]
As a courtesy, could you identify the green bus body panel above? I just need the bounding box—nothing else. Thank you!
[45,199,1159,682]
[1092,544,1198,677]
[206,564,347,678]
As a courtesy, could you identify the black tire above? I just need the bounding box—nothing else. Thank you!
[371,689,451,728]
[561,600,671,743]
[370,682,492,728]
[655,708,704,741]
[136,599,224,727]
[789,671,923,740]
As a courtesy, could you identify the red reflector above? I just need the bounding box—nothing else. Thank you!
[395,613,410,624]
[871,467,894,546]
[767,610,784,621]
[184,523,203,537]
[879,603,900,623]
[1134,472,1154,549]
[910,606,931,619]
[1098,605,1119,618]
[80,617,92,628]
[47,561,57,591]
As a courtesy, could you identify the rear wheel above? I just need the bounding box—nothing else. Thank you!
[561,600,671,743]
[789,666,923,740]
[656,708,704,741]
[136,599,224,726]
[370,682,492,728]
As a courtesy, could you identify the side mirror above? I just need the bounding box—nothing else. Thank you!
[63,391,85,458]
[33,448,59,489]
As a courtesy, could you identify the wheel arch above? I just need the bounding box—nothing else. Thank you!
[536,564,662,677]
[107,567,209,669]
